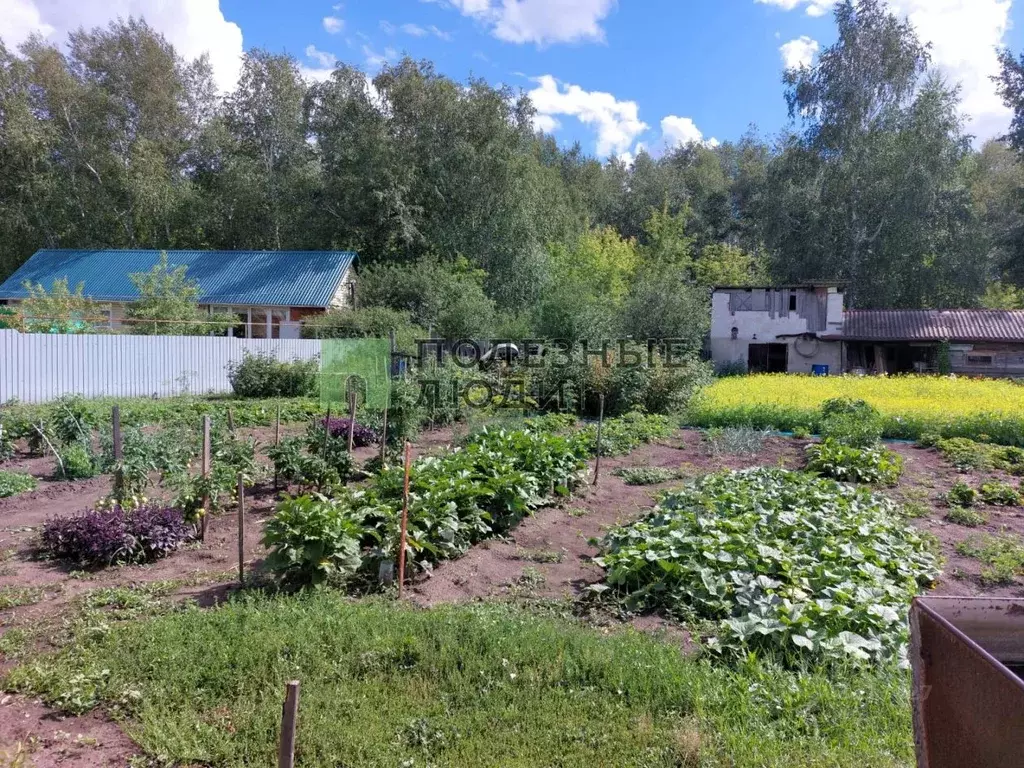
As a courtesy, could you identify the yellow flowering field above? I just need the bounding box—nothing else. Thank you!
[688,374,1024,445]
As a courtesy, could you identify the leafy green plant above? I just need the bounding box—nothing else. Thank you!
[613,467,683,485]
[820,398,884,449]
[703,426,770,456]
[791,425,812,440]
[936,438,991,472]
[263,494,370,586]
[979,479,1021,506]
[596,468,939,664]
[227,352,319,398]
[945,507,987,527]
[60,443,100,480]
[578,412,672,457]
[805,439,904,485]
[956,533,1024,585]
[944,481,977,507]
[916,432,941,448]
[0,471,37,498]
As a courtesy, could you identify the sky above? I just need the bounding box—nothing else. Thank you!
[3,0,1023,160]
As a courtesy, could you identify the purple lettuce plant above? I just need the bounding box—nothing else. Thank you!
[320,417,378,447]
[40,504,190,567]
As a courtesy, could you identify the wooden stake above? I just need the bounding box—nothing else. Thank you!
[112,405,123,493]
[274,403,282,491]
[277,680,300,768]
[322,405,331,456]
[346,390,357,452]
[397,440,412,598]
[237,473,246,586]
[201,415,211,540]
[379,402,389,468]
[593,394,605,487]
[227,407,235,432]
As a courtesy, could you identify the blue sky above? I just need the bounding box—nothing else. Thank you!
[6,0,1024,157]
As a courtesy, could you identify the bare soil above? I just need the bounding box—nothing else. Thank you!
[3,425,1024,765]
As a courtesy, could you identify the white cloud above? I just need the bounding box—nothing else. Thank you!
[532,113,561,133]
[780,35,819,69]
[383,20,453,40]
[305,44,337,68]
[428,25,453,41]
[363,44,398,70]
[380,20,396,34]
[757,0,1014,142]
[660,115,718,149]
[527,74,648,156]
[441,0,615,45]
[401,23,428,36]
[1,0,244,92]
[323,15,344,34]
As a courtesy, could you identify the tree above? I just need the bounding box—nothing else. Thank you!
[124,252,232,334]
[19,278,102,333]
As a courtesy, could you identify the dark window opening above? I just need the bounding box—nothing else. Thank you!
[730,327,738,340]
[788,295,797,312]
[748,343,788,374]
[967,355,993,365]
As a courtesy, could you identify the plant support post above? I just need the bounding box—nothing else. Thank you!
[237,473,245,586]
[322,405,331,457]
[593,394,605,487]
[347,390,357,452]
[201,415,211,540]
[379,402,389,468]
[112,405,123,492]
[397,440,412,598]
[278,680,300,768]
[274,402,282,490]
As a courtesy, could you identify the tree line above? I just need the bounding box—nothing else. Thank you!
[5,0,1024,344]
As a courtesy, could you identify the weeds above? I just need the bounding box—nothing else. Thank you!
[702,427,769,457]
[956,533,1024,585]
[613,467,684,485]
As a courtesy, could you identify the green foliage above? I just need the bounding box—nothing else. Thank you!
[945,507,987,528]
[936,438,991,471]
[612,467,683,486]
[578,412,672,457]
[956,533,1024,585]
[937,341,952,375]
[226,352,319,398]
[1,594,917,767]
[263,494,369,586]
[0,586,44,610]
[703,426,770,457]
[301,306,423,351]
[60,443,100,480]
[820,398,884,448]
[805,439,904,485]
[916,432,941,448]
[944,481,978,508]
[48,396,96,447]
[597,468,939,664]
[0,470,36,498]
[124,253,235,335]
[18,278,102,334]
[979,479,1021,506]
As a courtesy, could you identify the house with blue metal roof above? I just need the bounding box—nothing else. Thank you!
[0,249,357,339]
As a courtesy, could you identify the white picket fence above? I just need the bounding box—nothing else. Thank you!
[0,329,322,403]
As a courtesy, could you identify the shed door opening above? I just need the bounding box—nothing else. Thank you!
[748,343,788,373]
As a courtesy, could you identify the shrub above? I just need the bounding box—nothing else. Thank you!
[596,468,939,664]
[263,494,368,586]
[936,438,991,472]
[992,445,1024,475]
[0,424,14,462]
[60,443,99,480]
[916,432,942,448]
[703,426,770,457]
[613,467,682,486]
[945,481,977,507]
[39,505,190,567]
[946,507,987,527]
[48,395,96,447]
[301,307,423,351]
[805,439,904,485]
[979,480,1021,506]
[715,360,748,377]
[791,425,812,440]
[227,353,318,398]
[820,398,884,448]
[319,417,378,447]
[578,412,672,457]
[0,471,37,498]
[956,533,1024,585]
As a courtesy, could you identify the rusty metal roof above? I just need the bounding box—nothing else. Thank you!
[836,310,1024,342]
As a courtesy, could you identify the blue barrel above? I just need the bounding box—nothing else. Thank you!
[811,364,830,377]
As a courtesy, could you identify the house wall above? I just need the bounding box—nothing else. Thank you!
[949,343,1024,377]
[329,272,357,309]
[709,288,844,373]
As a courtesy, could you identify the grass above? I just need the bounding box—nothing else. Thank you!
[689,374,1024,445]
[613,467,684,485]
[0,586,44,611]
[956,533,1024,585]
[515,547,565,563]
[3,592,915,768]
[945,507,987,528]
[0,471,37,499]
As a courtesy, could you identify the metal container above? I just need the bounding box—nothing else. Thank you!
[909,597,1024,768]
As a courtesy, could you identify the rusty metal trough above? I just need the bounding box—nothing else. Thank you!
[910,597,1024,768]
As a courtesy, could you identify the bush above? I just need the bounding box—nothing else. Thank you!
[805,439,904,485]
[944,481,977,507]
[791,425,812,439]
[39,505,190,567]
[301,307,423,352]
[60,443,99,480]
[946,507,987,527]
[227,353,318,398]
[49,395,96,447]
[0,470,37,498]
[578,412,672,457]
[263,494,368,586]
[820,398,884,449]
[979,480,1021,506]
[703,426,769,457]
[596,468,939,664]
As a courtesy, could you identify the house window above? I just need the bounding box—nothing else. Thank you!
[730,327,738,340]
[967,355,993,365]
[789,295,797,312]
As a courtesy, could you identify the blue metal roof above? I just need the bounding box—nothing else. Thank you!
[0,249,357,308]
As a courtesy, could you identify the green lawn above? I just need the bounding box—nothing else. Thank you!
[5,591,915,767]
